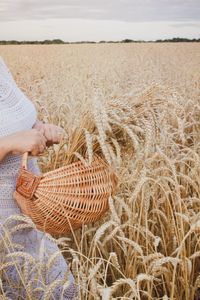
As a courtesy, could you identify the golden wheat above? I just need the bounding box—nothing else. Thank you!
[0,43,199,299]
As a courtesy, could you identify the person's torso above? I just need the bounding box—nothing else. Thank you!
[0,57,40,218]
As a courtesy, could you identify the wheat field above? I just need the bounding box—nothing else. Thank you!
[0,43,200,300]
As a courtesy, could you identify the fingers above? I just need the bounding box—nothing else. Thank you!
[43,124,64,144]
[38,126,45,136]
[43,125,52,142]
[34,123,65,147]
[33,129,47,154]
[31,147,39,156]
[38,131,47,147]
[55,127,65,142]
[31,144,46,156]
[39,145,45,154]
[32,128,47,145]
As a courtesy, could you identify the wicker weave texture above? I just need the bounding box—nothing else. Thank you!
[13,153,118,234]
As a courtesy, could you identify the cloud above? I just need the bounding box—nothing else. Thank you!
[0,19,199,42]
[169,22,200,28]
[0,0,200,23]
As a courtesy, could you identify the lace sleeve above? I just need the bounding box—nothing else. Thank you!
[0,56,17,87]
[0,57,21,102]
[0,73,12,101]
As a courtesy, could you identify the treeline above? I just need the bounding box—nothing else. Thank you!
[0,37,199,45]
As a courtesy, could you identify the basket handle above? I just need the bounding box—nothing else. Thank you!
[22,152,28,170]
[21,152,43,170]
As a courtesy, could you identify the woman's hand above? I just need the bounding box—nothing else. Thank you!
[32,120,65,147]
[0,129,48,159]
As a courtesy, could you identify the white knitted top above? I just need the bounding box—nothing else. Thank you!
[0,58,78,300]
[0,56,40,219]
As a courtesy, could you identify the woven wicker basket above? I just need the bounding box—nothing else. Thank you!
[13,152,118,235]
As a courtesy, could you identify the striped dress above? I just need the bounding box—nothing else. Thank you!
[0,56,78,299]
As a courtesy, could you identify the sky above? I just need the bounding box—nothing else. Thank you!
[0,0,199,41]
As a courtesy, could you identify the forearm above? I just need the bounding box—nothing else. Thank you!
[0,136,12,162]
[0,118,42,161]
[0,129,47,160]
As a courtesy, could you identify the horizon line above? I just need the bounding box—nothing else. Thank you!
[0,36,200,44]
